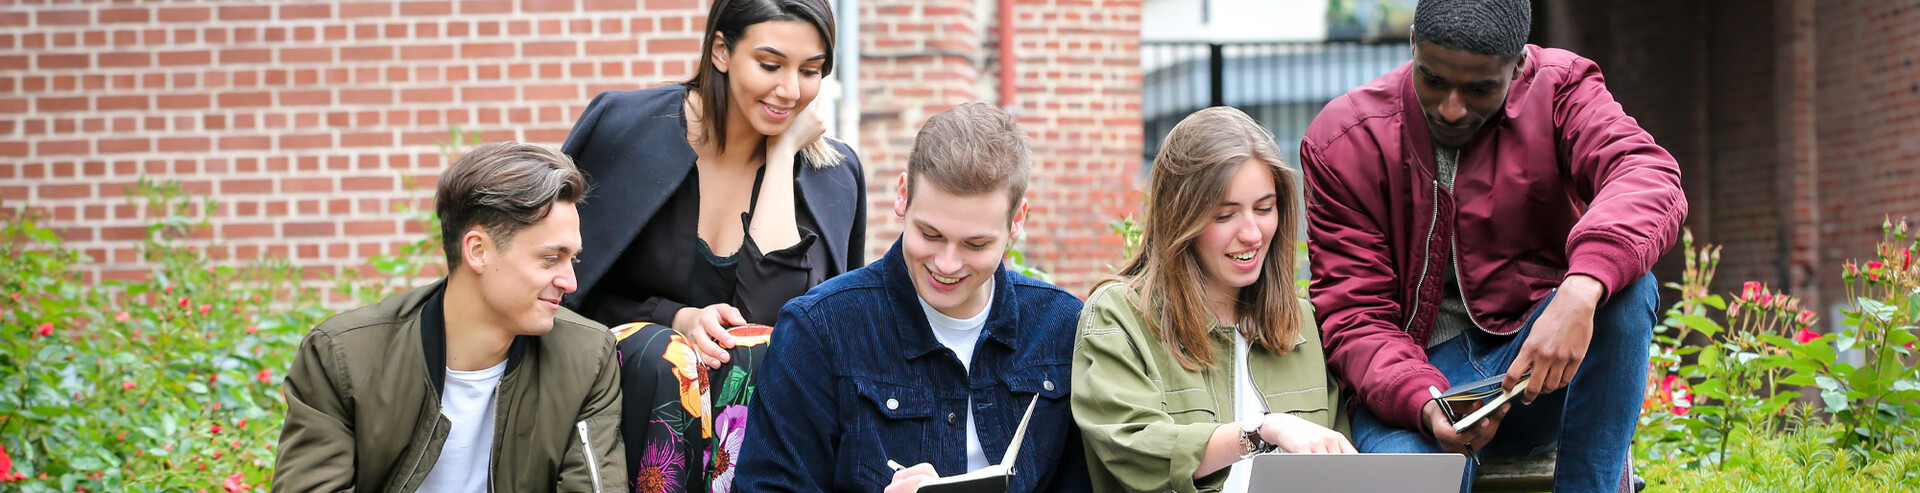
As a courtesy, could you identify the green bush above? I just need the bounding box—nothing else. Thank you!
[0,132,460,491]
[1640,421,1920,493]
[0,180,322,492]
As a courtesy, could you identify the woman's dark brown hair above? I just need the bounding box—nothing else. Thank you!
[684,0,841,166]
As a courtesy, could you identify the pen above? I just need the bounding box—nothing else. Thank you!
[887,459,907,472]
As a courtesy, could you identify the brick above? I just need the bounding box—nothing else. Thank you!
[341,46,394,62]
[340,132,392,148]
[280,4,333,19]
[281,178,333,193]
[38,54,89,70]
[42,183,92,199]
[157,137,210,153]
[284,222,336,237]
[220,48,272,64]
[400,87,454,103]
[340,89,392,104]
[341,176,394,191]
[340,2,396,18]
[524,41,576,57]
[459,86,516,102]
[38,96,87,112]
[461,42,515,58]
[400,44,454,60]
[218,136,270,150]
[402,1,454,16]
[282,90,332,106]
[218,92,271,108]
[37,10,90,26]
[584,0,639,11]
[158,50,212,66]
[218,5,272,21]
[98,96,148,111]
[281,47,333,64]
[99,139,150,154]
[281,133,334,149]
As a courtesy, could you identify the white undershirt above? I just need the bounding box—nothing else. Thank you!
[918,281,994,473]
[1224,329,1262,493]
[418,359,507,493]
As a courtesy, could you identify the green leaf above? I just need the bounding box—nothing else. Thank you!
[1700,294,1726,310]
[1673,314,1725,338]
[1815,375,1842,390]
[1822,389,1851,413]
[187,381,209,394]
[69,456,105,471]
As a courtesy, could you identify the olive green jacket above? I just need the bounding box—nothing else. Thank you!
[272,280,625,492]
[1071,282,1349,493]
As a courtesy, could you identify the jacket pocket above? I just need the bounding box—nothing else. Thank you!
[1514,259,1567,282]
[1003,363,1070,400]
[565,414,621,493]
[1160,388,1218,424]
[1264,387,1333,424]
[852,378,934,461]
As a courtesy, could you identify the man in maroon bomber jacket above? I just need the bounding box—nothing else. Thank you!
[1302,1,1685,492]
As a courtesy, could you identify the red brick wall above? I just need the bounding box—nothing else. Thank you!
[0,0,709,286]
[1542,0,1920,319]
[5,0,1142,297]
[1811,0,1920,304]
[858,0,1142,294]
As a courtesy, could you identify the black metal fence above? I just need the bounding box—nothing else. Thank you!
[1141,41,1411,173]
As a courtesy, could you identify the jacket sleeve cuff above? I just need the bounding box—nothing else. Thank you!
[1386,368,1451,436]
[1166,423,1223,493]
[1566,232,1641,304]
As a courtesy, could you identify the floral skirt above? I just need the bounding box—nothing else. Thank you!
[613,322,775,493]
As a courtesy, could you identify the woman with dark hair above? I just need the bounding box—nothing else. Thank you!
[1071,107,1352,493]
[559,0,862,491]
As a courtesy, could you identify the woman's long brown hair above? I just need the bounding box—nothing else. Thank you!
[1110,106,1303,371]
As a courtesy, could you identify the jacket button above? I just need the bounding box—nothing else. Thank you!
[1043,380,1055,392]
[947,412,959,425]
[886,398,899,410]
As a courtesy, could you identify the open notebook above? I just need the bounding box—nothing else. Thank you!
[1434,372,1531,433]
[914,395,1041,493]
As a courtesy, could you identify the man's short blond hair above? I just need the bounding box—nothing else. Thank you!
[905,102,1031,218]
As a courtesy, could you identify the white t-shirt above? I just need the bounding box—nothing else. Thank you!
[1224,329,1263,493]
[418,360,508,493]
[918,282,994,472]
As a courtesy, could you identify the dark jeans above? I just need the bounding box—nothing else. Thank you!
[1350,273,1657,493]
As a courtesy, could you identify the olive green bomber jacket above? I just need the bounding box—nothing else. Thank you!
[1071,282,1349,493]
[272,280,625,492]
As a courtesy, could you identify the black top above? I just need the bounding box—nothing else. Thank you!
[559,84,867,327]
[594,161,827,326]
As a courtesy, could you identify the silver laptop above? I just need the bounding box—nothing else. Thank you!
[1245,453,1466,493]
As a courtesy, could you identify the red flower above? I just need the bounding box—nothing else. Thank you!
[123,382,137,390]
[210,424,222,434]
[115,311,130,322]
[178,297,190,308]
[1661,375,1693,416]
[245,325,258,335]
[198,304,212,315]
[224,472,248,493]
[0,444,18,482]
[210,374,219,384]
[257,369,271,384]
[1868,261,1884,270]
[36,322,53,337]
[237,418,247,429]
[1795,327,1820,344]
[1741,281,1762,300]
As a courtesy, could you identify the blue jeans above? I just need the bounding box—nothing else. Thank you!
[1350,274,1657,493]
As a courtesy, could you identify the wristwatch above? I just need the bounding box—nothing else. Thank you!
[1239,419,1276,458]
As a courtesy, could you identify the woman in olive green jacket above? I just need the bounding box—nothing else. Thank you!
[1072,107,1353,493]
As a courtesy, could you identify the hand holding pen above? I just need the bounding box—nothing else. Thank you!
[884,460,940,493]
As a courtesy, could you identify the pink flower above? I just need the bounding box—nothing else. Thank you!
[178,297,190,308]
[257,369,272,384]
[198,304,212,315]
[1741,281,1762,300]
[1758,293,1773,306]
[224,472,248,492]
[1795,327,1820,344]
[237,418,247,429]
[710,406,750,493]
[210,424,222,434]
[245,325,258,335]
[115,311,130,322]
[36,323,53,336]
[0,444,19,482]
[123,382,137,390]
[1661,375,1692,416]
[1868,261,1884,270]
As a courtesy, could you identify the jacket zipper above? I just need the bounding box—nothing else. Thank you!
[1448,221,1489,332]
[486,385,502,493]
[1403,180,1441,329]
[398,376,443,492]
[576,420,605,493]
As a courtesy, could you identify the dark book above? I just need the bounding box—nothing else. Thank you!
[1434,373,1531,433]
